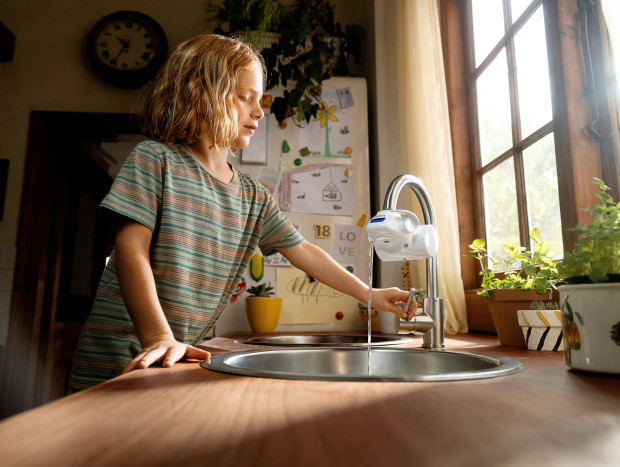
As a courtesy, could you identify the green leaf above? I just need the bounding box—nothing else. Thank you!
[270,97,289,124]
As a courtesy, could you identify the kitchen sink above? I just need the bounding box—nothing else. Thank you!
[201,347,524,382]
[235,334,415,347]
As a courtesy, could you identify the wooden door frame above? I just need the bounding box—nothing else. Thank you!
[0,111,138,418]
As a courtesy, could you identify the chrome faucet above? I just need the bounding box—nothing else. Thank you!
[367,174,445,349]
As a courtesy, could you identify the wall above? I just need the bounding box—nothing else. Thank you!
[0,0,376,344]
[371,0,410,289]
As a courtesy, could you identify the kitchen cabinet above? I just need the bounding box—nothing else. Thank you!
[0,333,618,466]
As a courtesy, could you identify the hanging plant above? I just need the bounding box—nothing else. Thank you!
[205,0,365,125]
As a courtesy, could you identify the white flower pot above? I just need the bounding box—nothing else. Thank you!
[517,309,564,351]
[558,283,620,374]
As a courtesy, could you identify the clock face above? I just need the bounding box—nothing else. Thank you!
[87,11,167,89]
[95,20,157,71]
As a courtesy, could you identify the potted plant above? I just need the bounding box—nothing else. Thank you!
[245,282,282,333]
[557,177,620,374]
[517,301,563,351]
[466,228,561,346]
[205,0,365,125]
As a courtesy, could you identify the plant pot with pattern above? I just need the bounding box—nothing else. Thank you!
[517,301,564,351]
[466,228,561,347]
[245,282,282,333]
[557,178,620,374]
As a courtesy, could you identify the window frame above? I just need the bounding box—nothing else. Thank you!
[466,0,556,255]
[440,0,620,326]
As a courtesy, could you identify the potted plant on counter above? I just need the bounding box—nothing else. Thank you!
[466,228,561,346]
[557,178,620,374]
[517,301,563,352]
[245,282,282,333]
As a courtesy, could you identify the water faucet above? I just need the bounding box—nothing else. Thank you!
[367,174,445,349]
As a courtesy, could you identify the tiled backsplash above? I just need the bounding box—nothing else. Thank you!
[0,244,16,347]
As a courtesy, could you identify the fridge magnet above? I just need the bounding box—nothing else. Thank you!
[281,139,290,154]
[299,89,352,158]
[333,225,361,264]
[313,224,332,239]
[240,117,268,165]
[261,95,273,108]
[230,277,246,302]
[276,267,357,324]
[250,254,264,281]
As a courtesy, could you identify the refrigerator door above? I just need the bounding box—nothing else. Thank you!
[217,77,370,335]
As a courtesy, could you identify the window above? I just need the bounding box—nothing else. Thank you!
[468,0,563,265]
[441,0,620,313]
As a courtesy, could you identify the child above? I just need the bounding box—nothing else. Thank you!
[69,34,414,392]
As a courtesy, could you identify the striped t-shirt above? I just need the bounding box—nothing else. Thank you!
[69,140,304,391]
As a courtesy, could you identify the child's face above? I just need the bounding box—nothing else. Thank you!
[233,63,264,149]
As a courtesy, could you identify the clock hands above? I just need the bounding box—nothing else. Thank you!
[114,36,131,60]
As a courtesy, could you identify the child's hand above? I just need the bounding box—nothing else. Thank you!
[370,287,416,320]
[122,335,211,374]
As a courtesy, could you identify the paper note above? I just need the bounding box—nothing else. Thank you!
[280,163,354,216]
[332,225,361,264]
[276,266,358,324]
[240,118,268,164]
[298,89,352,158]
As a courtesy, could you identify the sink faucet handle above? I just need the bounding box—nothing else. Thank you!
[404,288,416,318]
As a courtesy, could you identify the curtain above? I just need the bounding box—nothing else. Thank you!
[392,0,468,334]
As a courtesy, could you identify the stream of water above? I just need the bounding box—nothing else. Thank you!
[367,242,374,374]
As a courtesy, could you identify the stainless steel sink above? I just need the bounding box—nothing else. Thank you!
[235,334,414,347]
[201,348,524,382]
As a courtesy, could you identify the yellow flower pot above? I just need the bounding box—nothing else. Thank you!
[245,296,282,333]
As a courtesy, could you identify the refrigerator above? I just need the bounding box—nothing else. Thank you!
[215,76,372,336]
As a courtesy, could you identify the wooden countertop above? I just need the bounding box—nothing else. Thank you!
[0,333,619,466]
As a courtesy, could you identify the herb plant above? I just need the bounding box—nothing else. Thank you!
[529,300,559,310]
[246,282,275,297]
[559,177,620,282]
[466,228,561,299]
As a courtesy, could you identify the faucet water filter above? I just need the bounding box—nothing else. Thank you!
[366,209,438,261]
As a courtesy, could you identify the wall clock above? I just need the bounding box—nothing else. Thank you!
[86,11,168,89]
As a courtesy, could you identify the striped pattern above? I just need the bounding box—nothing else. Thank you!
[518,310,564,351]
[69,141,304,391]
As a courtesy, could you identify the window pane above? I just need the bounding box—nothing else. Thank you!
[523,133,563,259]
[601,0,620,95]
[477,49,513,166]
[471,0,505,66]
[514,7,552,138]
[483,158,519,268]
[510,0,532,22]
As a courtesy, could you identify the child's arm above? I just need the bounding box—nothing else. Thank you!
[114,220,211,373]
[277,240,416,320]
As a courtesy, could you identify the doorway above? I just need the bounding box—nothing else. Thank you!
[0,111,141,418]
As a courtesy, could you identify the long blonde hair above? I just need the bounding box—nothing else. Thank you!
[141,34,265,148]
